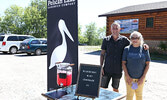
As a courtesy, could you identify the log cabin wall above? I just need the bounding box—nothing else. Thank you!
[106,11,167,41]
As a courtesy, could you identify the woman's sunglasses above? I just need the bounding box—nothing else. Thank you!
[131,37,140,40]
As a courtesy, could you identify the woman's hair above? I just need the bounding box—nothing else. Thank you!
[129,31,144,45]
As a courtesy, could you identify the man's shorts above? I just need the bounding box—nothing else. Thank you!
[101,72,122,89]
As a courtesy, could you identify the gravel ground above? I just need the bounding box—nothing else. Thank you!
[0,50,167,100]
[0,53,47,100]
[79,50,167,100]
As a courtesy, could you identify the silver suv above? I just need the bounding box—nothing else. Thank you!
[0,34,34,54]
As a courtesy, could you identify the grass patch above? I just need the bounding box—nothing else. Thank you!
[79,46,101,52]
[150,52,167,61]
[79,46,167,61]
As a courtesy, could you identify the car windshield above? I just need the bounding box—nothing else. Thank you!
[22,39,30,43]
[0,36,5,41]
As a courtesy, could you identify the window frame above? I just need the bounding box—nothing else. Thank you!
[30,40,40,44]
[0,36,5,41]
[7,36,19,41]
[18,36,28,41]
[146,17,154,28]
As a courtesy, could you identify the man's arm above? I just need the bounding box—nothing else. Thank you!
[143,44,149,50]
[100,50,105,75]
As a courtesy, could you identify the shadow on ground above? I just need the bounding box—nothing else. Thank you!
[0,53,12,55]
[151,60,167,64]
[84,51,167,64]
[14,53,46,57]
[85,50,101,55]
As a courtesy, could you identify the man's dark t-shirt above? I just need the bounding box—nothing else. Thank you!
[101,35,130,75]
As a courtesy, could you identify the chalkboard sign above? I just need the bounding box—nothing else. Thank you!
[75,64,102,98]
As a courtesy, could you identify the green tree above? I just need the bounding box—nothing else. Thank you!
[31,0,47,18]
[84,23,105,45]
[97,26,106,39]
[0,16,7,33]
[23,0,47,38]
[0,0,47,38]
[30,0,47,37]
[0,5,24,34]
[85,22,98,45]
[78,24,88,44]
[96,26,106,45]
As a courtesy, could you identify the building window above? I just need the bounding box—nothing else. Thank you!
[146,17,154,28]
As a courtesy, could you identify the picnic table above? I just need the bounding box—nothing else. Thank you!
[41,85,126,100]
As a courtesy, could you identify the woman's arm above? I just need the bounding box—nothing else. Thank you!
[122,61,133,85]
[138,61,150,85]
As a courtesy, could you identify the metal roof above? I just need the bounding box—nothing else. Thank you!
[99,1,167,17]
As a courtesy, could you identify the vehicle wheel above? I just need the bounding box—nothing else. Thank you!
[9,47,17,54]
[35,49,42,55]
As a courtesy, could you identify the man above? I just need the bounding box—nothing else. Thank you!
[100,22,148,92]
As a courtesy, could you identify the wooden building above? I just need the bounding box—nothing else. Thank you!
[99,1,167,48]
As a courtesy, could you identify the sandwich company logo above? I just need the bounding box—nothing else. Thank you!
[48,0,76,9]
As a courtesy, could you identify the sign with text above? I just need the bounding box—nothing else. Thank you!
[115,19,139,34]
[75,64,102,98]
[47,0,78,91]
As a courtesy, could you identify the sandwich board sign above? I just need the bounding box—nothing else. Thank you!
[75,64,102,99]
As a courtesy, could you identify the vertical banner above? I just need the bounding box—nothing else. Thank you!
[47,0,78,90]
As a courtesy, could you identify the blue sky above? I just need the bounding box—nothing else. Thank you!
[0,0,31,15]
[0,0,166,29]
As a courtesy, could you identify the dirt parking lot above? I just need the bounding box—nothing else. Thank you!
[0,50,167,100]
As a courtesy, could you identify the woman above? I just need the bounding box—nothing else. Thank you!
[122,31,151,100]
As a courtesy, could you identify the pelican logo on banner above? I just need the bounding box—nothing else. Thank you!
[49,19,74,69]
[47,0,78,90]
